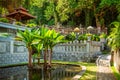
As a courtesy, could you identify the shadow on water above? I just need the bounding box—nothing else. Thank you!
[0,64,82,80]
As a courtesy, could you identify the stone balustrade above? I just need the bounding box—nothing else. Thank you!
[52,40,101,62]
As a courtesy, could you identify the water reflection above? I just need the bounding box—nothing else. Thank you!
[0,64,81,80]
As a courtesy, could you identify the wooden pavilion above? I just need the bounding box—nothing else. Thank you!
[6,7,36,21]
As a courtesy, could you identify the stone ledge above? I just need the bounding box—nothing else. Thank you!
[72,66,86,80]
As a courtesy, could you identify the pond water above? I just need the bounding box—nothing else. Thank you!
[0,64,82,80]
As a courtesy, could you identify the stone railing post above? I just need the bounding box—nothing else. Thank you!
[10,40,14,54]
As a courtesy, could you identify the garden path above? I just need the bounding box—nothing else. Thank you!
[96,55,117,80]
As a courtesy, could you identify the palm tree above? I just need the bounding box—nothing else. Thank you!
[15,29,36,67]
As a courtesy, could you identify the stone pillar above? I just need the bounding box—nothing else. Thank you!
[100,38,105,50]
[10,40,14,54]
[86,41,90,53]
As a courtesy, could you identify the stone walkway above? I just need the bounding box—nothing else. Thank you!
[96,55,117,80]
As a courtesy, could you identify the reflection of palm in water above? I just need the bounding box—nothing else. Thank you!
[34,65,81,80]
[0,65,81,80]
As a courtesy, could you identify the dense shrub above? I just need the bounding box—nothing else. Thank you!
[0,18,9,23]
[15,21,23,26]
[78,34,87,41]
[99,32,107,39]
[65,32,76,41]
[26,23,37,27]
[91,34,100,41]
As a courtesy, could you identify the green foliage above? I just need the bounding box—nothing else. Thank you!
[32,0,45,8]
[26,23,37,27]
[44,2,55,20]
[111,66,120,80]
[47,19,55,26]
[15,22,23,26]
[0,33,11,37]
[99,32,107,39]
[1,0,120,30]
[91,34,100,41]
[65,32,76,41]
[78,34,87,41]
[16,29,36,47]
[108,21,120,50]
[67,21,76,26]
[0,18,9,23]
[56,0,74,22]
[100,0,119,7]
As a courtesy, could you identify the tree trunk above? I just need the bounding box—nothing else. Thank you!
[93,3,101,30]
[28,47,33,68]
[48,49,52,68]
[44,48,48,70]
[95,15,101,28]
[117,49,120,72]
[110,51,114,66]
[37,57,40,65]
[85,9,91,27]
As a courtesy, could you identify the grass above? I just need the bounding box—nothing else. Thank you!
[51,60,97,80]
[111,66,120,80]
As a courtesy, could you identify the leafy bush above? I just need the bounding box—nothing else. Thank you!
[65,32,76,41]
[67,21,76,26]
[26,23,37,27]
[91,34,100,41]
[99,32,107,39]
[0,18,9,23]
[78,34,87,41]
[15,22,23,26]
[47,19,55,26]
[86,33,92,36]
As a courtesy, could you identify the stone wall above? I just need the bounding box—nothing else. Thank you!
[0,37,28,66]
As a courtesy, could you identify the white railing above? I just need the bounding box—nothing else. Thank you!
[53,40,101,61]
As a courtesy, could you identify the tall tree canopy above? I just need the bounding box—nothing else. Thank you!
[0,0,120,29]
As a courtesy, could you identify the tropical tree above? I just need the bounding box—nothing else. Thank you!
[108,21,120,51]
[47,29,65,68]
[15,29,36,67]
[33,43,43,64]
[108,21,120,71]
[33,26,49,69]
[33,26,65,69]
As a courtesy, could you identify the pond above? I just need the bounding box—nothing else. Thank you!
[0,64,82,80]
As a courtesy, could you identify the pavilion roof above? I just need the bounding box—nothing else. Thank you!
[6,7,36,21]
